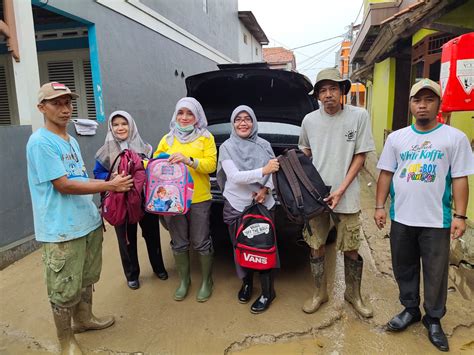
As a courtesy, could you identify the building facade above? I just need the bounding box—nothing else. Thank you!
[350,0,474,219]
[238,11,268,63]
[0,0,247,267]
[263,47,297,71]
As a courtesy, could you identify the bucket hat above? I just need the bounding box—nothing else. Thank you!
[311,67,351,95]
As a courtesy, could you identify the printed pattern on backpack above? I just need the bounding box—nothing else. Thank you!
[145,155,194,215]
[235,203,277,270]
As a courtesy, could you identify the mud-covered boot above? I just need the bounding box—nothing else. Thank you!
[250,270,275,314]
[173,251,191,301]
[344,254,373,318]
[51,303,83,355]
[302,255,328,314]
[238,271,254,304]
[196,252,213,302]
[72,285,115,333]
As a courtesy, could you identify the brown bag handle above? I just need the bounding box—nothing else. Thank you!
[286,149,340,224]
[278,154,304,210]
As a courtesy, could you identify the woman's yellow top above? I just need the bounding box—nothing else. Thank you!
[153,135,217,203]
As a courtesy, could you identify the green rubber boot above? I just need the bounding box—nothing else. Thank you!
[173,251,191,301]
[196,252,213,302]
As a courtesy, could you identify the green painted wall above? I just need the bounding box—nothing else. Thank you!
[412,29,438,46]
[371,57,396,154]
[436,0,474,29]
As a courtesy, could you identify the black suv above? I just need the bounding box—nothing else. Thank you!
[185,63,319,240]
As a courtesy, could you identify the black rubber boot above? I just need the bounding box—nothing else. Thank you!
[238,271,254,304]
[250,270,275,314]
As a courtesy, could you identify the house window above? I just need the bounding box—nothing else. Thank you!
[38,50,96,119]
[411,33,455,81]
[243,34,248,44]
[0,61,12,125]
[255,47,258,56]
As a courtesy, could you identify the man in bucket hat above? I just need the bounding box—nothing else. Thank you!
[375,78,474,352]
[298,68,375,318]
[27,82,134,354]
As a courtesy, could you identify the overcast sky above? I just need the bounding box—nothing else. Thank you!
[238,0,364,83]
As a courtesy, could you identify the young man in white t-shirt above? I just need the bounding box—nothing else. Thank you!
[298,68,375,318]
[375,79,474,352]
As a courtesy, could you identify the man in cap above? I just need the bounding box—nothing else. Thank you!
[27,82,134,354]
[374,78,473,352]
[298,68,375,318]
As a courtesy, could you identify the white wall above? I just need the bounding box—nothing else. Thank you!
[238,22,263,63]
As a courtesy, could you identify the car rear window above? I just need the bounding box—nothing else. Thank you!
[208,122,301,136]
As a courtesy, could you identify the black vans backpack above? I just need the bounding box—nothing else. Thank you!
[235,203,277,270]
[272,149,339,234]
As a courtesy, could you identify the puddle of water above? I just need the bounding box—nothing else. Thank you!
[235,318,474,355]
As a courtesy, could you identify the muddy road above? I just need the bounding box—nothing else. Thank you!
[1,169,473,354]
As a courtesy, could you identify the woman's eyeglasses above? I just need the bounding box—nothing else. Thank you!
[234,117,252,124]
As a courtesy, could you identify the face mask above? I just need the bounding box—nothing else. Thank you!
[176,123,195,133]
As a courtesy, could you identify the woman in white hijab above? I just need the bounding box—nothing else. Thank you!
[217,105,280,314]
[94,110,168,290]
[153,98,217,302]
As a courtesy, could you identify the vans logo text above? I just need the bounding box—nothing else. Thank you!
[243,253,267,264]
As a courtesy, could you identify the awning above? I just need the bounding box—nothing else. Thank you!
[350,1,401,65]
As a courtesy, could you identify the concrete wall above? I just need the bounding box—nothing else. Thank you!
[141,0,240,62]
[0,125,39,268]
[238,22,263,63]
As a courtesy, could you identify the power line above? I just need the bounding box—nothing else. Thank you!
[353,1,364,24]
[264,34,345,58]
[297,39,341,66]
[299,41,342,71]
[299,43,341,71]
[290,34,344,51]
[268,36,311,58]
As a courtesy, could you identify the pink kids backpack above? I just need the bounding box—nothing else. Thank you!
[101,149,146,226]
[145,153,194,215]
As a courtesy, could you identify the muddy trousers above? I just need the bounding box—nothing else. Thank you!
[390,220,450,319]
[115,213,166,282]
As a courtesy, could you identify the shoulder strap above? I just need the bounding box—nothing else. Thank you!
[278,155,304,210]
[287,149,340,224]
[287,150,324,200]
[105,150,126,182]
